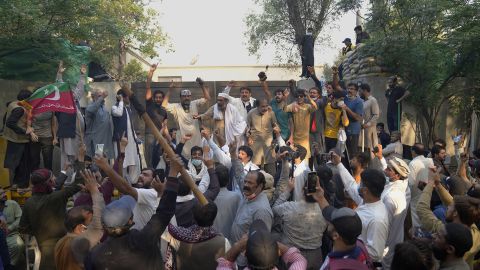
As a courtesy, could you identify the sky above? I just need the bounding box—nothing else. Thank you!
[148,0,363,66]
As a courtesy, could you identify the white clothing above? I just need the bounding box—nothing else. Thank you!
[383,141,403,160]
[243,161,259,174]
[222,86,256,121]
[337,163,390,262]
[187,160,210,193]
[293,160,311,202]
[381,180,410,269]
[213,103,247,146]
[132,188,160,230]
[207,137,232,169]
[165,98,207,159]
[408,155,434,228]
[111,102,139,169]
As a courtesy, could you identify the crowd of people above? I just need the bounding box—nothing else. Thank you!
[0,58,480,270]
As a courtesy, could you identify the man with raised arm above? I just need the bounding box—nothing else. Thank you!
[162,78,211,159]
[145,63,168,166]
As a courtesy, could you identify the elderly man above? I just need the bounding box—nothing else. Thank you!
[246,99,278,175]
[163,79,211,159]
[196,92,247,147]
[85,88,114,159]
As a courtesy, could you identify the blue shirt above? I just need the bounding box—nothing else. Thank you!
[270,100,291,140]
[344,97,364,135]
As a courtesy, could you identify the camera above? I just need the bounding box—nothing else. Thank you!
[195,77,204,86]
[373,146,379,153]
[257,72,267,81]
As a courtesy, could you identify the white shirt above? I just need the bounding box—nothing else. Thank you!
[293,160,311,202]
[207,137,232,169]
[132,188,160,230]
[165,98,207,159]
[380,180,410,269]
[222,86,256,121]
[408,155,434,228]
[337,163,390,262]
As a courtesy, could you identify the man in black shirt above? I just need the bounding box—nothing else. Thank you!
[299,27,315,78]
[145,64,168,167]
[385,76,409,132]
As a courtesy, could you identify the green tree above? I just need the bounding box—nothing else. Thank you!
[364,0,480,146]
[0,0,168,80]
[122,59,147,82]
[245,0,359,63]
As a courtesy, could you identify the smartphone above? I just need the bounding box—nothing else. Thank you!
[95,144,104,157]
[417,181,427,191]
[155,169,165,183]
[307,172,318,194]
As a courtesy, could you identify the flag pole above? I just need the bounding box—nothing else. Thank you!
[122,83,208,206]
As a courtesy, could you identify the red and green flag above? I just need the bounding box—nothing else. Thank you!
[19,82,76,115]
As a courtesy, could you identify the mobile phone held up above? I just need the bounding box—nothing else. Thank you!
[307,172,318,194]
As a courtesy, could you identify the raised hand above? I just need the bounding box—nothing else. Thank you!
[169,154,184,177]
[80,169,100,194]
[94,155,109,171]
[151,176,165,196]
[180,134,192,144]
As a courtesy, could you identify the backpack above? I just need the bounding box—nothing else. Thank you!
[328,240,375,270]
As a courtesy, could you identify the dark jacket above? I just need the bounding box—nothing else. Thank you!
[175,168,220,227]
[86,176,179,270]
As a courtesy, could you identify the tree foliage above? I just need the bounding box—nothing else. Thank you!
[0,0,168,80]
[122,59,147,82]
[245,0,359,63]
[364,0,480,145]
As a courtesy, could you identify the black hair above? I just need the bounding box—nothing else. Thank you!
[430,145,445,158]
[317,165,333,182]
[412,143,425,156]
[141,167,156,178]
[294,89,307,98]
[116,89,127,97]
[294,144,307,161]
[65,205,93,232]
[17,89,32,101]
[433,138,447,148]
[240,86,251,93]
[247,171,266,190]
[169,128,178,133]
[346,83,358,91]
[377,122,385,129]
[359,83,371,92]
[353,152,370,168]
[191,146,203,156]
[309,87,321,95]
[215,164,230,188]
[360,169,386,198]
[445,223,473,257]
[238,145,254,159]
[332,91,346,99]
[274,89,284,95]
[391,241,429,270]
[153,90,165,98]
[193,202,218,227]
[354,25,363,31]
[453,195,480,226]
